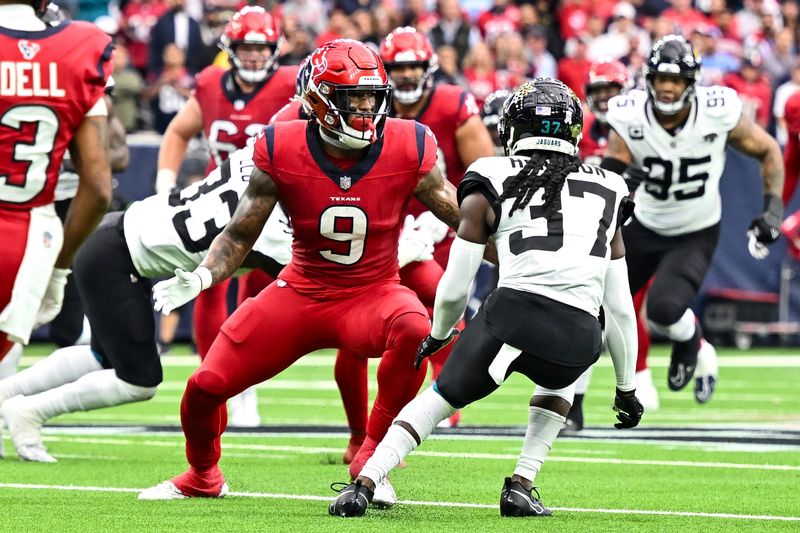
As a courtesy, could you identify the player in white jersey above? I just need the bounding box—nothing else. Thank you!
[601,35,784,397]
[0,142,291,463]
[330,79,643,518]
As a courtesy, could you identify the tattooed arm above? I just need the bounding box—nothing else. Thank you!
[414,165,498,264]
[199,166,279,286]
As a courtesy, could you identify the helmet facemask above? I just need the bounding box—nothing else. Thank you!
[224,40,281,84]
[307,81,392,150]
[385,59,437,105]
[645,35,700,116]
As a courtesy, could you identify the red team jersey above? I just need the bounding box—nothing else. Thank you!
[395,84,479,217]
[193,64,298,173]
[0,21,112,210]
[252,118,437,296]
[578,111,610,166]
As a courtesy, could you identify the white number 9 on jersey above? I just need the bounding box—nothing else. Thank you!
[318,205,368,265]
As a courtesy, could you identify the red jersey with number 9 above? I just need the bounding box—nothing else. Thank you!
[0,21,112,210]
[194,65,297,174]
[253,118,437,297]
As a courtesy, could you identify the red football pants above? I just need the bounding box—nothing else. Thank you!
[180,281,430,472]
[334,259,446,436]
[0,209,31,360]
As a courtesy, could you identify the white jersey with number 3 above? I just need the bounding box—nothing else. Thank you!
[124,144,292,279]
[606,87,743,236]
[463,156,629,317]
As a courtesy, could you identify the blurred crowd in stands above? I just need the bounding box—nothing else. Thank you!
[55,0,800,145]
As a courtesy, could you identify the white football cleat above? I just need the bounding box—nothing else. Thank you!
[635,368,660,412]
[370,478,398,508]
[694,339,718,404]
[1,396,54,462]
[16,443,56,463]
[138,480,229,500]
[228,387,261,428]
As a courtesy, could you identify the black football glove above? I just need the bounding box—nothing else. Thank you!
[414,329,460,370]
[748,193,783,245]
[613,388,644,429]
[622,165,648,194]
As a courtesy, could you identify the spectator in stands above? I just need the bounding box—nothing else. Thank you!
[693,24,740,85]
[462,41,499,107]
[351,9,380,46]
[493,31,529,92]
[148,0,204,76]
[557,35,591,100]
[724,51,773,129]
[281,0,327,36]
[588,2,650,61]
[144,43,194,133]
[662,0,711,33]
[110,42,145,132]
[196,2,234,70]
[429,0,480,68]
[762,27,796,84]
[524,25,556,79]
[557,0,590,41]
[315,8,357,47]
[120,0,169,76]
[433,44,468,87]
[477,0,521,44]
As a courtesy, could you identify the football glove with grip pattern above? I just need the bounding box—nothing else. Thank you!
[747,193,783,260]
[414,329,459,370]
[613,388,644,429]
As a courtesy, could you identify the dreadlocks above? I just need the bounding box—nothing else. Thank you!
[500,151,581,217]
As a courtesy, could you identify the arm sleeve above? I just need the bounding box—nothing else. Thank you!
[430,236,486,339]
[456,90,480,128]
[603,258,637,392]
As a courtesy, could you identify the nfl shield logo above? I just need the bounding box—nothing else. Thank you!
[339,176,352,190]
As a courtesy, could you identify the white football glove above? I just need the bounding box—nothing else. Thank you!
[34,268,71,327]
[398,215,435,268]
[747,230,770,260]
[412,211,450,244]
[152,267,211,316]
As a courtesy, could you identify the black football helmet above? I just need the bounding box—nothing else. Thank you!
[498,78,583,157]
[482,89,510,148]
[644,35,700,115]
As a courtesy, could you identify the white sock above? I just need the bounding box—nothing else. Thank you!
[648,309,696,342]
[0,343,23,380]
[26,369,156,422]
[574,366,593,395]
[0,345,101,405]
[360,386,456,485]
[514,406,566,483]
[636,368,654,389]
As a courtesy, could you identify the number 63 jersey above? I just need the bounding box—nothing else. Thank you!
[459,157,629,318]
[123,143,292,279]
[606,87,743,236]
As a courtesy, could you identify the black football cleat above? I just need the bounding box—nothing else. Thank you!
[499,477,552,517]
[328,480,373,518]
[668,325,701,391]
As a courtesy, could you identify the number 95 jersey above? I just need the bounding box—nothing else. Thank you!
[459,157,629,318]
[606,87,742,236]
[124,143,292,279]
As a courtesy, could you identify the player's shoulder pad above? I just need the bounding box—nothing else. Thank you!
[196,65,226,87]
[605,89,648,129]
[575,163,629,197]
[459,156,509,199]
[695,85,743,132]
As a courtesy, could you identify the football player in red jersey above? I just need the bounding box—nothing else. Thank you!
[139,39,471,502]
[330,28,496,445]
[782,90,800,205]
[0,0,112,362]
[579,59,628,166]
[155,5,298,426]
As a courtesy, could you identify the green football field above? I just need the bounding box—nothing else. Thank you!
[1,343,799,532]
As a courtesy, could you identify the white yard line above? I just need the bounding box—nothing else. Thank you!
[36,436,800,470]
[0,482,797,522]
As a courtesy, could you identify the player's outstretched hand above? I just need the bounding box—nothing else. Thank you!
[414,329,459,370]
[747,193,783,260]
[613,388,644,429]
[399,215,435,268]
[34,268,71,327]
[152,268,205,316]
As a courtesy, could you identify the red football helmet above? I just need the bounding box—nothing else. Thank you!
[220,6,282,84]
[585,59,629,121]
[303,39,392,150]
[379,27,438,105]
